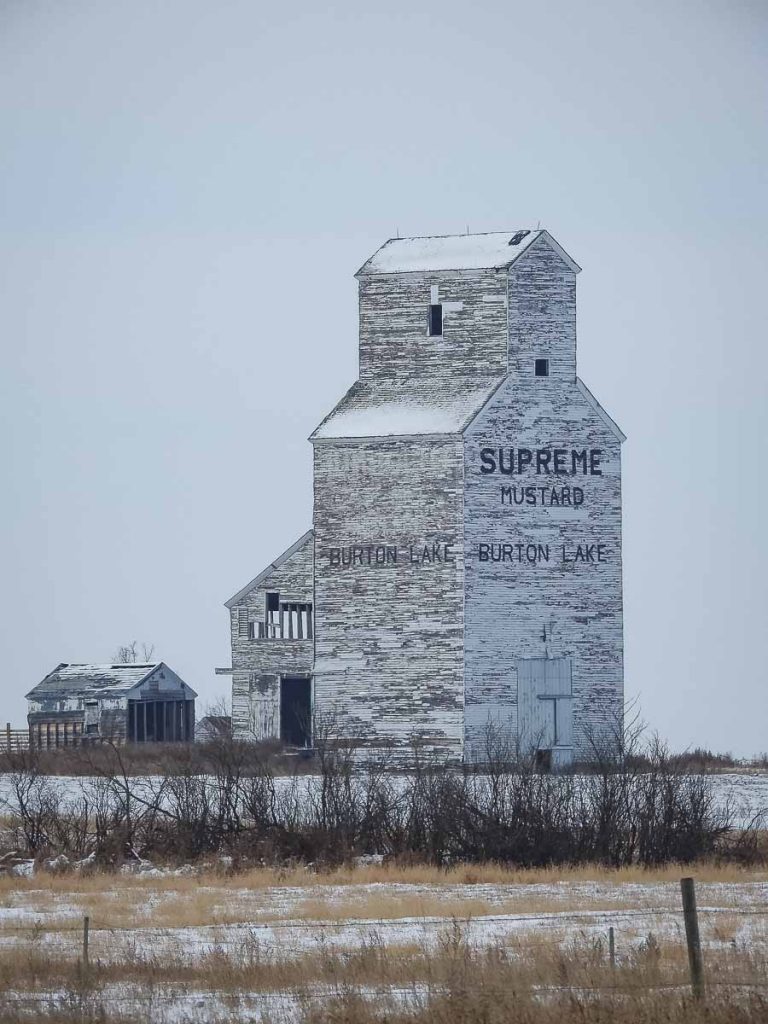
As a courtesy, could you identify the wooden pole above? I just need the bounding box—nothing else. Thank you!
[681,877,704,999]
[5,722,10,751]
[82,915,90,968]
[608,926,615,969]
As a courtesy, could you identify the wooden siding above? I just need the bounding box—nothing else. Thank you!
[517,657,573,750]
[507,236,577,383]
[27,664,195,746]
[463,241,623,762]
[313,437,465,761]
[229,534,314,741]
[232,232,624,765]
[358,269,509,385]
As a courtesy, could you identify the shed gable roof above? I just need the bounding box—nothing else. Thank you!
[356,229,580,276]
[26,662,197,701]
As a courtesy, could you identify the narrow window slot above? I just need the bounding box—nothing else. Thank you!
[428,304,443,336]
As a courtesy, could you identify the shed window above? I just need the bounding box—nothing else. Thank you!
[428,304,443,336]
[535,358,550,377]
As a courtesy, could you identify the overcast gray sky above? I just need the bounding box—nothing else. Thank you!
[1,0,766,755]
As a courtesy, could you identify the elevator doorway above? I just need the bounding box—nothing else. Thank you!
[280,676,312,747]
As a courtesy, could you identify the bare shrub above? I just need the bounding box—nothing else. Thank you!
[0,717,757,871]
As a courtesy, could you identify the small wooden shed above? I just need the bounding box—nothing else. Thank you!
[26,662,197,748]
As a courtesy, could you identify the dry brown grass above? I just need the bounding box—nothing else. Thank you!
[0,861,766,934]
[1,859,766,897]
[0,929,764,1023]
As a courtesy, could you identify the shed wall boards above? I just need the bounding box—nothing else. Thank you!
[223,229,625,765]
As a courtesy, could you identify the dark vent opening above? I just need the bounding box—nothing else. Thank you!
[428,304,443,336]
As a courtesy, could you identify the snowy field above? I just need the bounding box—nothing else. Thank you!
[1,769,767,826]
[0,872,767,1022]
[1,770,767,1020]
[2,876,767,959]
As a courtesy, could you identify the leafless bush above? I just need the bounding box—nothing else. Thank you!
[113,640,155,664]
[0,720,757,870]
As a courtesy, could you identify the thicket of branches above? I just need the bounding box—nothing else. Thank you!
[0,717,761,870]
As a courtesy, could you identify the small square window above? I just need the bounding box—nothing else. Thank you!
[535,358,549,377]
[428,304,443,336]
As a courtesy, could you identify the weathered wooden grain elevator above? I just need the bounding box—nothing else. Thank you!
[222,229,625,765]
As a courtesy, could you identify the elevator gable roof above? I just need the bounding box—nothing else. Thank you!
[26,663,197,701]
[356,229,580,276]
[310,377,506,442]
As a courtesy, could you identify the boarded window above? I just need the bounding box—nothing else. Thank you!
[428,304,443,336]
[237,607,249,638]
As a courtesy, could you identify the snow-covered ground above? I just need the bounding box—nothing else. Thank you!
[0,874,766,1022]
[1,770,767,821]
[0,770,766,843]
[1,877,766,959]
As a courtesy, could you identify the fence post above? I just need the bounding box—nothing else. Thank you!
[680,877,704,999]
[82,915,90,969]
[608,926,615,969]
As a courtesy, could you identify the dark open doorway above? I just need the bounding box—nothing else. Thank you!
[280,676,312,747]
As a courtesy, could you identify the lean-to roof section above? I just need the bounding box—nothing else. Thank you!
[224,529,314,609]
[310,377,506,442]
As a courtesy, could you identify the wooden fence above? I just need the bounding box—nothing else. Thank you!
[0,724,30,752]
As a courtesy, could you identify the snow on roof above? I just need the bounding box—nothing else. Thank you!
[27,662,166,700]
[357,229,547,276]
[311,377,504,441]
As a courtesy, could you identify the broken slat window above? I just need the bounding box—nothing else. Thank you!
[280,603,298,639]
[428,304,443,336]
[277,602,313,640]
[535,358,550,377]
[265,592,281,638]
